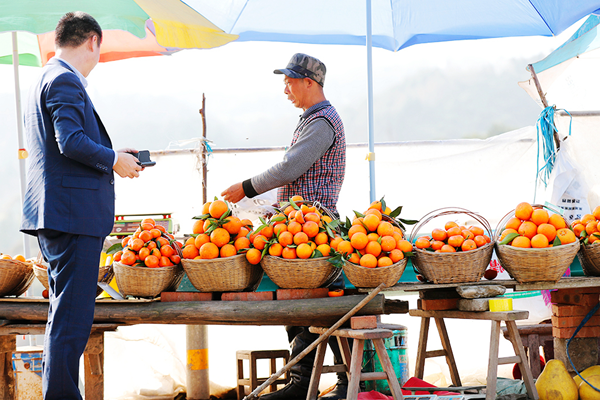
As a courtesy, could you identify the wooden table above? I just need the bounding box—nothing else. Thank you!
[0,294,408,400]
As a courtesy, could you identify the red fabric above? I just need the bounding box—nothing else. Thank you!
[355,378,461,399]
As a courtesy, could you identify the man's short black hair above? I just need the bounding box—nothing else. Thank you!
[55,11,102,48]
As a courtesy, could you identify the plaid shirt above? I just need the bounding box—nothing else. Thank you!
[277,104,346,214]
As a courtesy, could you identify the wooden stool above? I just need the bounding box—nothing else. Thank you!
[409,309,539,400]
[500,323,553,378]
[308,326,404,400]
[236,349,290,400]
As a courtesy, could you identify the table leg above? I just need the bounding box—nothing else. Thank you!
[307,341,328,400]
[415,317,430,379]
[506,321,539,400]
[347,339,365,400]
[84,331,104,400]
[373,338,404,400]
[486,321,501,400]
[0,335,15,400]
[434,317,461,387]
[528,334,541,378]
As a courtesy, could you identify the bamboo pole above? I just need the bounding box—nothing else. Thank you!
[242,283,386,400]
[527,64,560,151]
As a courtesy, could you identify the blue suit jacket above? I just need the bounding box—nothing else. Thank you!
[21,58,116,238]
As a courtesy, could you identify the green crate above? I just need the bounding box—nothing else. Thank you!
[363,328,409,394]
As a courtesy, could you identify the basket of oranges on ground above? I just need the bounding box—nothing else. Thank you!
[0,253,35,297]
[339,199,416,288]
[258,196,342,289]
[180,198,263,292]
[111,218,185,298]
[494,202,579,283]
[409,207,494,284]
[566,206,600,276]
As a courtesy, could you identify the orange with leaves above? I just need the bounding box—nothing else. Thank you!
[282,247,297,259]
[209,200,228,219]
[246,248,262,265]
[210,228,231,248]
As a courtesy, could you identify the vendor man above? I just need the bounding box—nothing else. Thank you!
[221,53,347,400]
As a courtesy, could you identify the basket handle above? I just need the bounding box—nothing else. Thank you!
[408,207,492,244]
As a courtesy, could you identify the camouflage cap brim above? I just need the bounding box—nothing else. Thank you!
[274,68,305,80]
[273,53,326,86]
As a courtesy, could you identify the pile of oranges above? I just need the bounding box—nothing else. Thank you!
[114,218,182,268]
[498,202,575,248]
[570,206,600,245]
[182,199,254,262]
[257,195,335,263]
[338,201,411,268]
[0,254,26,262]
[414,222,491,253]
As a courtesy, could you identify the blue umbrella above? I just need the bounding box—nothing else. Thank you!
[184,0,600,202]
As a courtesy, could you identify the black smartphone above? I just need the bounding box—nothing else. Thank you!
[134,150,156,167]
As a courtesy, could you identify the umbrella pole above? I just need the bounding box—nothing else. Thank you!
[366,0,376,203]
[527,64,560,151]
[11,32,31,259]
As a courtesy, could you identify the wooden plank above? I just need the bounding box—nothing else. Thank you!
[409,309,528,321]
[84,331,104,400]
[307,342,327,400]
[360,371,388,381]
[434,318,461,387]
[486,321,501,400]
[308,327,393,339]
[414,317,430,379]
[372,338,404,400]
[0,336,15,400]
[347,339,364,400]
[506,321,539,400]
[0,295,395,326]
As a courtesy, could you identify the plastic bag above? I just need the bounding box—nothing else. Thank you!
[229,189,278,224]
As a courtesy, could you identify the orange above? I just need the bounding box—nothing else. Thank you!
[282,247,297,259]
[290,195,304,202]
[147,241,157,251]
[246,248,262,264]
[549,214,567,230]
[447,235,464,248]
[474,235,487,248]
[293,210,305,224]
[483,235,491,243]
[201,202,212,215]
[159,256,173,267]
[511,236,531,248]
[380,236,396,252]
[337,240,354,256]
[192,219,205,234]
[155,225,166,233]
[468,226,485,237]
[223,216,242,235]
[139,230,152,243]
[556,228,577,245]
[253,235,268,250]
[389,249,404,263]
[203,219,213,233]
[141,217,156,227]
[348,224,367,239]
[138,247,150,261]
[287,221,302,235]
[367,233,380,242]
[144,255,159,268]
[505,217,522,231]
[210,228,231,248]
[350,232,368,250]
[397,240,413,253]
[444,221,458,231]
[160,244,175,258]
[303,221,320,238]
[531,234,549,248]
[151,248,162,259]
[461,239,477,252]
[120,251,136,265]
[348,252,360,264]
[283,205,295,216]
[431,229,447,242]
[194,233,210,249]
[114,251,123,262]
[0,254,12,260]
[515,202,533,221]
[378,257,393,268]
[589,233,600,244]
[352,217,364,226]
[593,206,600,220]
[304,212,321,224]
[121,236,131,248]
[365,241,382,257]
[329,236,343,250]
[316,244,331,257]
[278,231,294,247]
[328,289,344,297]
[518,221,538,239]
[322,215,333,224]
[536,223,557,242]
[241,219,253,229]
[260,225,274,239]
[368,200,383,211]
[364,208,382,221]
[376,221,394,237]
[209,200,228,219]
[440,245,456,253]
[446,226,462,237]
[199,242,219,259]
[581,214,596,225]
[296,243,313,259]
[273,223,287,236]
[133,228,141,239]
[169,254,181,265]
[359,254,378,268]
[586,221,598,235]
[500,228,518,242]
[415,237,431,250]
[130,238,144,252]
[531,209,549,226]
[140,222,155,231]
[572,223,586,238]
[363,214,380,232]
[293,232,309,245]
[13,254,26,262]
[392,232,403,244]
[181,244,200,260]
[314,232,329,245]
[269,243,283,257]
[150,228,162,239]
[430,240,445,251]
[461,230,474,240]
[220,244,237,258]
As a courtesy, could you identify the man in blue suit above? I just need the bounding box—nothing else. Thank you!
[20,12,142,399]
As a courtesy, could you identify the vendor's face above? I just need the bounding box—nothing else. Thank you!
[284,76,309,110]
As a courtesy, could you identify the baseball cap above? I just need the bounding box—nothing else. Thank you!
[274,53,326,86]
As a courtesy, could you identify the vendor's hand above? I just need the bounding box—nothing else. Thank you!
[113,149,143,178]
[221,183,245,203]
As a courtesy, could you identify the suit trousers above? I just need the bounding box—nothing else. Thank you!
[37,229,103,400]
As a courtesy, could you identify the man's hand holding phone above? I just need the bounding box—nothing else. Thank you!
[113,148,143,178]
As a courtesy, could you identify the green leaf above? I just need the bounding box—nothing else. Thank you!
[344,217,353,229]
[106,243,123,254]
[219,208,231,220]
[353,210,366,218]
[192,213,210,220]
[399,218,419,226]
[325,224,334,238]
[553,236,562,247]
[271,214,286,223]
[312,249,324,258]
[389,206,403,219]
[380,196,387,213]
[290,199,300,210]
[404,251,414,258]
[498,232,520,246]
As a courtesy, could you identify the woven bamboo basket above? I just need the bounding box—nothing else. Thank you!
[113,262,183,298]
[493,206,579,283]
[181,254,263,292]
[260,255,341,289]
[409,207,494,284]
[578,242,600,276]
[34,263,114,297]
[0,259,34,297]
[342,258,407,288]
